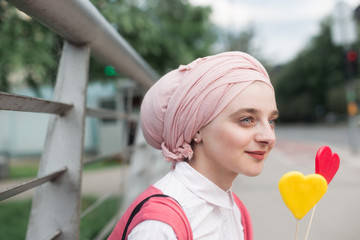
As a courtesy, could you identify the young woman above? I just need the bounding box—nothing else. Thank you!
[108,51,279,240]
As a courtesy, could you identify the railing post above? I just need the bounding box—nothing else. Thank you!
[26,41,90,240]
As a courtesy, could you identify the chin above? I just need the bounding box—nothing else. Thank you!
[243,166,264,177]
[246,171,262,177]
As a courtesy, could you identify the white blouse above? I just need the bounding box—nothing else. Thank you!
[128,162,244,240]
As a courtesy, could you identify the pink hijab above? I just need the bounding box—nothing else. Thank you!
[140,51,273,164]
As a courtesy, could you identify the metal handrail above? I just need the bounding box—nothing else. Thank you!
[83,143,146,166]
[2,0,158,238]
[86,107,138,121]
[46,230,62,240]
[93,209,123,240]
[6,0,159,88]
[0,91,141,118]
[80,190,116,218]
[0,92,73,115]
[83,152,123,166]
[0,167,67,201]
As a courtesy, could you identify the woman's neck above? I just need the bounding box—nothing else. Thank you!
[188,159,237,191]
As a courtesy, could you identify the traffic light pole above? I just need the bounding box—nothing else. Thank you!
[344,49,359,154]
[331,1,360,155]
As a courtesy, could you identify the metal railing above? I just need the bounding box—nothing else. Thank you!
[0,0,158,239]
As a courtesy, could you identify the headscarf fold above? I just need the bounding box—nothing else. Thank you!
[140,51,273,164]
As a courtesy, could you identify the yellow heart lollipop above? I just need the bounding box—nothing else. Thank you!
[279,171,328,219]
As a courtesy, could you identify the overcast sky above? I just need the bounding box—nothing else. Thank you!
[190,0,360,64]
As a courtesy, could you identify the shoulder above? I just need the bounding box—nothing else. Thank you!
[155,171,189,202]
[128,220,177,240]
[154,170,201,207]
[109,185,192,239]
[120,186,192,240]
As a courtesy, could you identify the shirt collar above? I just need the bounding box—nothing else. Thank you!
[173,162,235,209]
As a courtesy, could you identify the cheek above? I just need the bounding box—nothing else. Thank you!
[212,125,250,149]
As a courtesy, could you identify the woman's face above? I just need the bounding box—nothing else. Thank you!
[191,81,278,189]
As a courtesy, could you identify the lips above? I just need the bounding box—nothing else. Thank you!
[246,151,266,160]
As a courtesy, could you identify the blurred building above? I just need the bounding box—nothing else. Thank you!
[0,79,143,159]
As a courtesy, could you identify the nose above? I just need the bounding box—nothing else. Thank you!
[255,122,276,146]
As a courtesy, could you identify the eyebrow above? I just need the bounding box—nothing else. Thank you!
[231,108,279,117]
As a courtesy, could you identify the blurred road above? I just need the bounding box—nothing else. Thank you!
[234,124,360,240]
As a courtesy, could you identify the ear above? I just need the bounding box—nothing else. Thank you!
[193,131,202,143]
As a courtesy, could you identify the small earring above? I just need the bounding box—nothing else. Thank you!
[194,138,198,142]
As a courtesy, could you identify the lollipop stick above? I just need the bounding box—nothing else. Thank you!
[295,219,300,240]
[305,205,317,240]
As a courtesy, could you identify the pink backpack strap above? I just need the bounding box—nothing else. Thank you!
[232,192,253,240]
[107,185,193,240]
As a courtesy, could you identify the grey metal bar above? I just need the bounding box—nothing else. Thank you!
[0,167,67,201]
[26,42,90,240]
[6,0,159,89]
[83,143,145,166]
[47,230,62,240]
[80,190,115,219]
[0,92,73,115]
[83,152,123,166]
[86,107,138,121]
[93,210,123,240]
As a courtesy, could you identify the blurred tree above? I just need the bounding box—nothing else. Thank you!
[219,24,272,75]
[0,2,61,93]
[273,18,348,122]
[0,0,217,91]
[90,0,217,79]
[225,29,254,52]
[222,24,259,55]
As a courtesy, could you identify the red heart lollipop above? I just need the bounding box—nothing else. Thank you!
[315,146,340,184]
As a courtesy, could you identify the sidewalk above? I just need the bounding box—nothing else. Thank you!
[0,166,126,202]
[233,126,360,240]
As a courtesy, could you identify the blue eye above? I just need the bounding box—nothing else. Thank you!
[240,117,255,125]
[269,118,279,127]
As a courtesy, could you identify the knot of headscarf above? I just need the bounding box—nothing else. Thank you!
[161,142,194,162]
[140,51,273,165]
